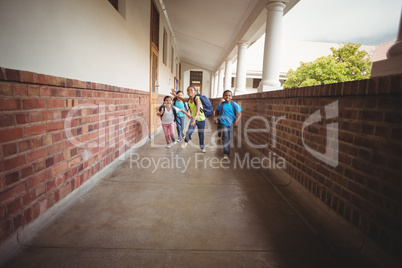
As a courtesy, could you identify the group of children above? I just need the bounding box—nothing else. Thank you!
[156,85,242,159]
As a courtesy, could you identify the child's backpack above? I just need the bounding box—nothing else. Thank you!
[158,104,177,122]
[194,94,213,117]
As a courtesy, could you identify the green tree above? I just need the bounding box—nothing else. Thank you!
[283,43,372,89]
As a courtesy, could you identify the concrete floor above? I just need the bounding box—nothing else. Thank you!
[3,121,375,267]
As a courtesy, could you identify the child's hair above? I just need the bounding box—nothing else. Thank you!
[163,95,172,102]
[176,90,183,95]
[155,96,172,112]
[223,90,232,96]
[187,85,197,92]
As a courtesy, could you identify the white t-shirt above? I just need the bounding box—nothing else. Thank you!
[161,106,179,125]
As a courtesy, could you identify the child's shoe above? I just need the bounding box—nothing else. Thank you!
[172,138,177,145]
[166,143,171,148]
[201,148,206,153]
[223,154,229,159]
[181,142,188,149]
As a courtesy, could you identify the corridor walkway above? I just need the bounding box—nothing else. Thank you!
[5,119,360,267]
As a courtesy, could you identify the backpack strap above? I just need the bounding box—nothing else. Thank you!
[217,101,237,117]
[172,107,177,122]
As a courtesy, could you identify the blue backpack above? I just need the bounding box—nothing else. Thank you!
[194,94,213,117]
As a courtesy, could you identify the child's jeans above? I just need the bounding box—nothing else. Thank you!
[162,123,175,144]
[221,124,234,155]
[176,116,185,140]
[185,118,205,149]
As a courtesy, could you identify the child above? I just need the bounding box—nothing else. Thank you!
[214,90,242,159]
[172,90,188,142]
[156,96,191,148]
[171,86,206,153]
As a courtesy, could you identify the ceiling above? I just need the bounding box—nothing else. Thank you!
[162,0,299,72]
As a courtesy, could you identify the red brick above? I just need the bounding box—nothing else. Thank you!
[0,183,26,203]
[27,171,49,188]
[20,71,37,83]
[47,99,64,108]
[0,99,20,111]
[52,162,67,176]
[35,183,46,198]
[22,99,46,110]
[0,114,14,127]
[29,111,42,122]
[13,84,28,96]
[0,67,5,81]
[30,136,43,149]
[37,74,46,84]
[21,166,33,179]
[0,82,13,96]
[47,121,64,132]
[42,111,52,121]
[0,128,23,143]
[2,142,18,157]
[2,155,26,173]
[5,68,20,81]
[7,198,22,216]
[27,85,40,96]
[16,113,29,124]
[5,171,20,186]
[19,140,30,152]
[24,124,46,137]
[49,141,66,154]
[27,147,48,162]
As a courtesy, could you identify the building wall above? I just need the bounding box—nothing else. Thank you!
[0,0,163,91]
[213,74,402,259]
[0,67,153,244]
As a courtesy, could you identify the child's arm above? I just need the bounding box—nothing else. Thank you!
[171,89,189,102]
[234,112,242,127]
[156,109,164,116]
[179,109,192,119]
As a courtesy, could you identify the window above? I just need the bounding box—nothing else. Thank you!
[253,78,261,88]
[108,0,118,10]
[151,1,159,49]
[108,0,126,18]
[163,29,168,65]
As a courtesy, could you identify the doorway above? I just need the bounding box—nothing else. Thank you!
[149,1,159,135]
[190,71,203,94]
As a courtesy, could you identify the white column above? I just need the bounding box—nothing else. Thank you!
[234,42,249,95]
[224,59,232,91]
[259,0,287,92]
[217,68,224,98]
[210,73,215,98]
[371,8,402,77]
[214,72,219,98]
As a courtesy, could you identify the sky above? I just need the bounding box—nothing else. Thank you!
[282,0,401,45]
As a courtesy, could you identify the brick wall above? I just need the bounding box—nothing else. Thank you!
[213,74,402,259]
[0,67,151,244]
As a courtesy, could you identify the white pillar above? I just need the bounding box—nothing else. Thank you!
[371,8,402,77]
[210,74,215,98]
[259,0,287,92]
[224,59,232,91]
[217,68,224,98]
[214,72,219,98]
[234,42,248,95]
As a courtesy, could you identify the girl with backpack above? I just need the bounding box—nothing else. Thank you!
[156,96,191,148]
[171,86,207,153]
[172,90,189,142]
